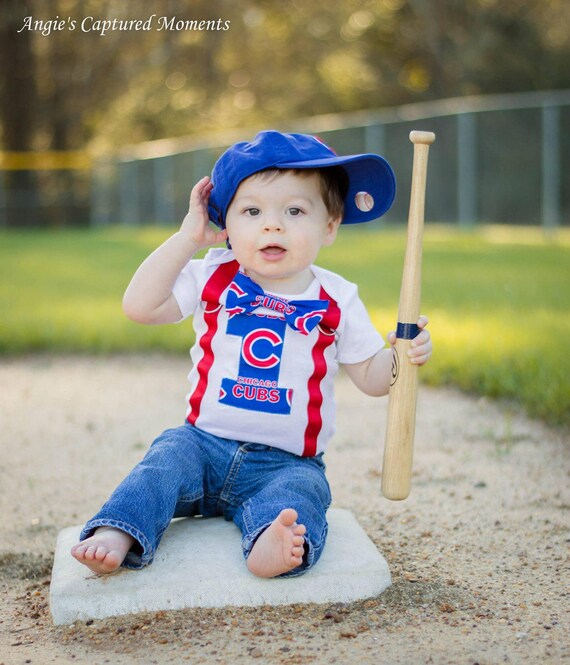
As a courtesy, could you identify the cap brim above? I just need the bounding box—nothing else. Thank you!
[278,153,396,223]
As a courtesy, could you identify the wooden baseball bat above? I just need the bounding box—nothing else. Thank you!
[381,130,435,501]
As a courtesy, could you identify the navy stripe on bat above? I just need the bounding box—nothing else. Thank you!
[396,322,420,340]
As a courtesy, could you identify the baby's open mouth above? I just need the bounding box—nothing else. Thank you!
[261,245,286,255]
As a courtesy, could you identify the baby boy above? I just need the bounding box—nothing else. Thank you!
[71,131,432,578]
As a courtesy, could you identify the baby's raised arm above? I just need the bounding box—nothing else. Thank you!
[122,177,227,324]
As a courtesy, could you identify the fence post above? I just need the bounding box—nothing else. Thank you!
[91,159,109,226]
[364,123,385,156]
[541,104,561,232]
[119,160,139,226]
[154,156,175,225]
[457,112,477,226]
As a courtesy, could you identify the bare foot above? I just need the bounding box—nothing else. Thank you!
[71,527,135,574]
[247,508,307,578]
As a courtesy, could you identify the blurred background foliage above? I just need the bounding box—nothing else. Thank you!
[1,0,569,155]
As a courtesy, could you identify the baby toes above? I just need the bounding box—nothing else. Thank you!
[293,523,306,536]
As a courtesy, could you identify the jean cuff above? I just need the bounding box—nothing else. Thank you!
[80,518,154,569]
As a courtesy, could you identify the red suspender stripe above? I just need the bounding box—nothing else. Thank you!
[187,259,240,425]
[303,286,341,457]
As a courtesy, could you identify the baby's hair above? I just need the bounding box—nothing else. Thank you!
[250,167,348,220]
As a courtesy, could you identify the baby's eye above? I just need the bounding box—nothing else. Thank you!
[244,207,261,216]
[287,207,303,216]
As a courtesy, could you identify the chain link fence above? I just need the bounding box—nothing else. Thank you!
[0,153,91,228]
[91,90,570,229]
[2,90,568,228]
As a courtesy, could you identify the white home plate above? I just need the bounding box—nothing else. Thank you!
[50,508,391,625]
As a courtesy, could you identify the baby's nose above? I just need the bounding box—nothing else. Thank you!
[263,213,283,231]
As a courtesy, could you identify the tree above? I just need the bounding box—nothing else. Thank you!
[0,0,42,225]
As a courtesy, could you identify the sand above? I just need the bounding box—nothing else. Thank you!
[0,354,568,664]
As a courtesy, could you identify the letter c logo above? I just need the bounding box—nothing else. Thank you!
[242,328,282,369]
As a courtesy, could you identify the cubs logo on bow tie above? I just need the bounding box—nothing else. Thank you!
[225,272,329,335]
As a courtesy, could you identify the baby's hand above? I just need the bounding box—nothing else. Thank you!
[386,315,432,365]
[180,176,228,250]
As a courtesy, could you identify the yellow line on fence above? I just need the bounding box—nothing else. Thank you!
[0,151,91,170]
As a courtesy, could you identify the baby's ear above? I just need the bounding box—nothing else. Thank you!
[323,216,342,246]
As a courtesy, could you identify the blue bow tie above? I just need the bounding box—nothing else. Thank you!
[225,272,329,335]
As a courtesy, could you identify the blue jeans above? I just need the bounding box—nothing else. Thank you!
[80,423,332,577]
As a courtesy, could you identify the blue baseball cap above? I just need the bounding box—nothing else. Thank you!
[208,130,396,228]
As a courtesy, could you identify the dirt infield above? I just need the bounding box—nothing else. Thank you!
[1,355,568,664]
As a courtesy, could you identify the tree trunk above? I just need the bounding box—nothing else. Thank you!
[0,0,44,226]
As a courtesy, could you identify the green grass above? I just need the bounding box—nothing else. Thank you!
[2,225,569,427]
